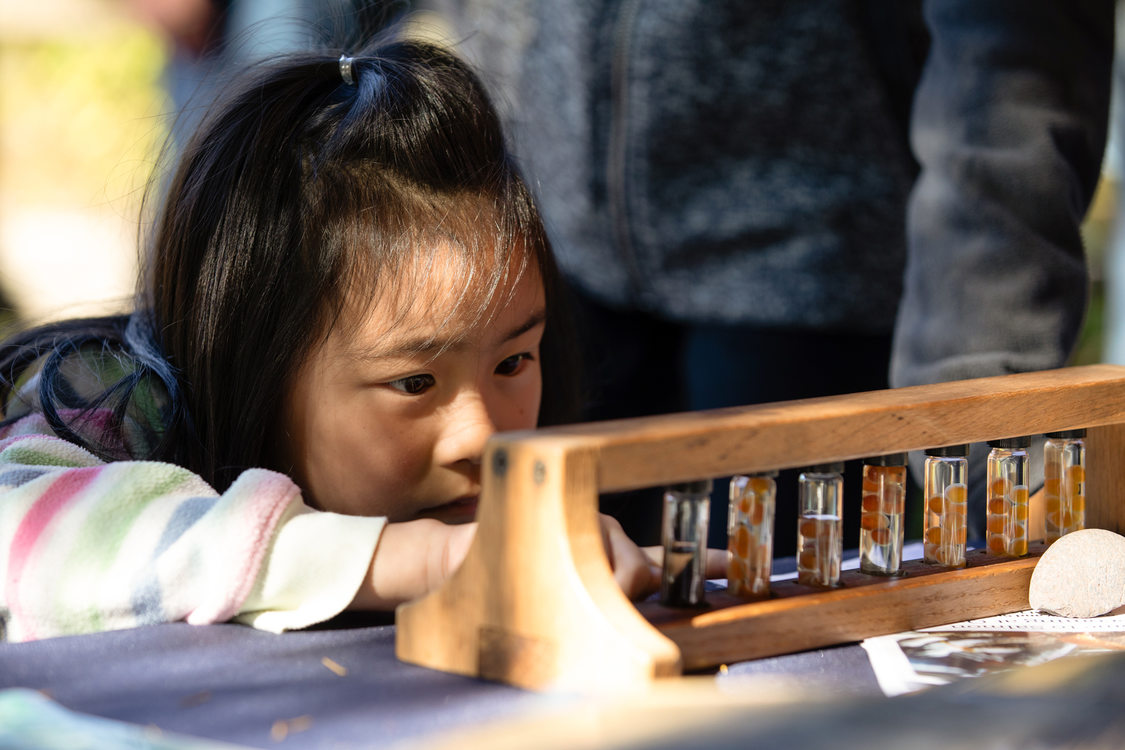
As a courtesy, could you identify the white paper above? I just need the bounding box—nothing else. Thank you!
[862,611,1125,697]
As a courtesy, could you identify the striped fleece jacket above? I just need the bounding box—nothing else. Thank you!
[0,413,383,642]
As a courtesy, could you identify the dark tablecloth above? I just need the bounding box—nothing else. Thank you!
[0,615,880,748]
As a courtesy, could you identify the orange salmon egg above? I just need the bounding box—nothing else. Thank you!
[735,526,751,558]
[748,477,773,494]
[945,484,967,504]
[728,557,746,583]
[861,512,887,531]
[987,515,1005,534]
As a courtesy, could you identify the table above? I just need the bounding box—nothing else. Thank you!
[0,612,882,748]
[4,614,1125,749]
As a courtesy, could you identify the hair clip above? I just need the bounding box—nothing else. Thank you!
[339,54,356,86]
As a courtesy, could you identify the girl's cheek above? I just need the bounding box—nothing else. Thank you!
[515,388,542,429]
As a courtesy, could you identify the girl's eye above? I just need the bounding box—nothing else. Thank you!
[387,373,436,395]
[495,352,533,376]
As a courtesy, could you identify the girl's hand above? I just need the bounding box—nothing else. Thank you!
[352,515,729,610]
[599,514,728,601]
[351,519,476,610]
[599,514,661,600]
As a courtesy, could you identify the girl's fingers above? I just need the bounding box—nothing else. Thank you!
[599,515,660,599]
[604,518,732,600]
[705,547,729,578]
[641,546,729,580]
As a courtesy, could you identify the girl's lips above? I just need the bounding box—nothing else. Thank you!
[422,495,479,522]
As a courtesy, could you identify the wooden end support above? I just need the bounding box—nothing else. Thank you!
[395,439,680,692]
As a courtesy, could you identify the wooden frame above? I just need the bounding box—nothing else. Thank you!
[396,365,1125,691]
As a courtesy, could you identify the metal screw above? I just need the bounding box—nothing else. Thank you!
[492,449,508,477]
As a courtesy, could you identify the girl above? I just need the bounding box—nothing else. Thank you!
[0,37,656,642]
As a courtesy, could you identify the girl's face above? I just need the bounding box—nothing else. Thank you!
[280,244,545,523]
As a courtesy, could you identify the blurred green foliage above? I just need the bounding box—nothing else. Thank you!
[1074,177,1115,366]
[1071,281,1105,367]
[0,22,170,210]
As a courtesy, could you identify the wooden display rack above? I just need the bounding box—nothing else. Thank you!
[396,365,1125,691]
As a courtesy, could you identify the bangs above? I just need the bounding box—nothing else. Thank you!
[313,173,541,357]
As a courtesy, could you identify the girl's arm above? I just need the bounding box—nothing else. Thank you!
[0,415,689,641]
[350,519,475,610]
[0,417,381,641]
[348,513,717,610]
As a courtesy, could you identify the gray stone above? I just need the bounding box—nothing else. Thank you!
[1029,529,1125,618]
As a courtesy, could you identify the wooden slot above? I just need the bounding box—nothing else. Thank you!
[396,365,1125,691]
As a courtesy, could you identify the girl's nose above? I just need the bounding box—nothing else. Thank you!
[435,390,500,467]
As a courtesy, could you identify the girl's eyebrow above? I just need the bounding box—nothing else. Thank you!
[353,308,547,361]
[500,308,548,345]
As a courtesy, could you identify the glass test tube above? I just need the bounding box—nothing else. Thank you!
[923,444,969,568]
[1044,429,1086,544]
[986,437,1030,557]
[661,479,713,607]
[796,462,844,587]
[727,471,776,599]
[859,453,907,576]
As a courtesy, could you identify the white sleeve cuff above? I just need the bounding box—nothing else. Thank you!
[234,505,385,633]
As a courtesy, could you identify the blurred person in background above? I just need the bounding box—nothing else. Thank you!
[426,0,1114,548]
[126,0,356,150]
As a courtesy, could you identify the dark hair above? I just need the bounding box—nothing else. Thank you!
[0,37,577,490]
